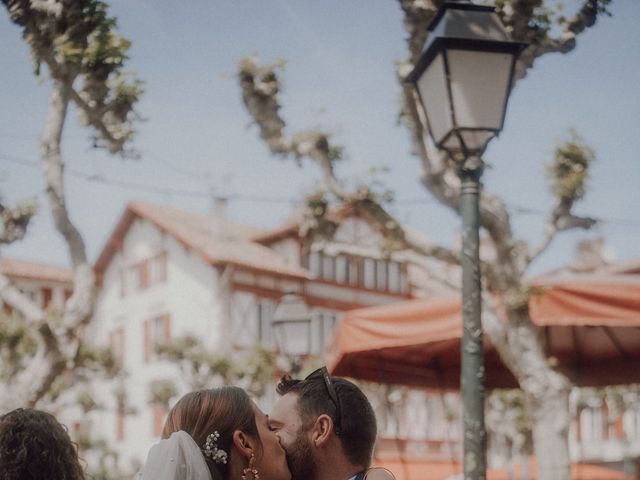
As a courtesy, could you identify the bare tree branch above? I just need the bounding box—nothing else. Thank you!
[0,200,37,245]
[1,0,138,410]
[0,273,45,324]
[239,57,462,267]
[500,0,609,79]
[69,88,128,154]
[527,201,597,265]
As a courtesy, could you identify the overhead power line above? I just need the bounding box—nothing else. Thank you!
[3,152,640,228]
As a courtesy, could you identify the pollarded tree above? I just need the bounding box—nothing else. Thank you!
[0,0,141,411]
[156,335,278,397]
[237,2,610,479]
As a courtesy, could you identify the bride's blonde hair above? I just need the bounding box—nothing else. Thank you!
[162,387,261,480]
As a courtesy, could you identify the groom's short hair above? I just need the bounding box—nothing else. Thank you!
[277,370,377,468]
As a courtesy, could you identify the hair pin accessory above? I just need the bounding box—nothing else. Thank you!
[203,431,228,464]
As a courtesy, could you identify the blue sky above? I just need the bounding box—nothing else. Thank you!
[1,1,639,276]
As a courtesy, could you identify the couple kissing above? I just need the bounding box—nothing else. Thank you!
[137,366,389,480]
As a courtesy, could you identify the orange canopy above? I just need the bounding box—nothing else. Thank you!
[373,458,632,480]
[326,273,640,388]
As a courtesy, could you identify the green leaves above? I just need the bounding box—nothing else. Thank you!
[155,335,278,396]
[3,0,143,154]
[0,198,38,245]
[0,313,37,380]
[148,379,179,406]
[547,129,595,202]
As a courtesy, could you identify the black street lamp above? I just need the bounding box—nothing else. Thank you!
[407,2,525,479]
[272,293,312,376]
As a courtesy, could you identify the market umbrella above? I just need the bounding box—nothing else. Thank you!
[371,458,632,480]
[326,273,640,389]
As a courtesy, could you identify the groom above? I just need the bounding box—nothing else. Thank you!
[269,367,377,480]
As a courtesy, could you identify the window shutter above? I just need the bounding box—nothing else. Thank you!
[159,252,167,283]
[153,404,167,437]
[143,319,150,362]
[120,328,125,361]
[613,415,624,439]
[120,267,126,297]
[42,287,52,308]
[116,412,125,441]
[140,259,149,289]
[163,314,171,343]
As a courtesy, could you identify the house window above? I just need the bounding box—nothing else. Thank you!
[125,264,143,293]
[148,252,167,285]
[122,252,167,296]
[144,314,171,362]
[348,257,359,286]
[257,300,274,346]
[308,252,321,277]
[109,327,126,364]
[20,288,40,305]
[363,258,376,289]
[322,255,335,281]
[388,262,401,292]
[311,310,339,355]
[376,260,388,291]
[335,255,348,284]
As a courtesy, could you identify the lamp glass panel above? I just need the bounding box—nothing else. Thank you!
[442,132,463,151]
[416,52,452,146]
[446,49,514,132]
[459,129,495,153]
[273,320,311,357]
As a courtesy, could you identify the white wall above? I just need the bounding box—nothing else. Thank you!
[90,218,223,469]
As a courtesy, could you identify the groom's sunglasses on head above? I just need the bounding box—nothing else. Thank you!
[304,366,343,436]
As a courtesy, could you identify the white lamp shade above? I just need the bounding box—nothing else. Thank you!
[408,2,526,156]
[272,293,312,357]
[416,52,451,146]
[417,48,517,154]
[272,320,311,357]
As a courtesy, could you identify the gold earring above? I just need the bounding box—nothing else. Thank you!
[242,454,260,480]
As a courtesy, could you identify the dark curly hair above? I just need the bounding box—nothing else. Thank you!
[0,408,85,480]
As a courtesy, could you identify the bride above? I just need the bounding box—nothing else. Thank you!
[137,386,291,480]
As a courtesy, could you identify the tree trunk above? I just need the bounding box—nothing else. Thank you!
[0,77,96,411]
[483,303,571,480]
[529,383,571,480]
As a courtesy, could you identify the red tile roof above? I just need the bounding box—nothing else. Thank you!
[0,257,73,284]
[95,201,309,279]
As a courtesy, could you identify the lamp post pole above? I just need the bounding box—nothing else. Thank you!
[459,165,485,478]
[406,3,526,478]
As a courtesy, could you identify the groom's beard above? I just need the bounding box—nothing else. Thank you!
[286,428,316,480]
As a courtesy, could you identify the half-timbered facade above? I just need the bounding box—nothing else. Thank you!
[0,257,73,314]
[89,200,429,467]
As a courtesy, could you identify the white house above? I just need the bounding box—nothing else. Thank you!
[89,200,428,468]
[0,257,73,313]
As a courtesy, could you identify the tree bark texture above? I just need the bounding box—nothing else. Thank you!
[234,2,607,478]
[460,169,486,480]
[0,79,96,411]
